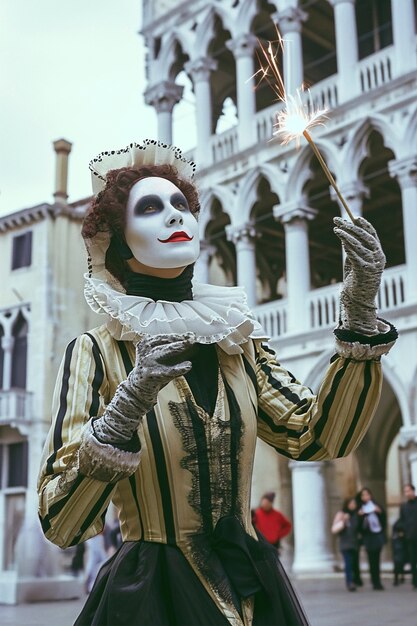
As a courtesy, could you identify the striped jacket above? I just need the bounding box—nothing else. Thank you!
[38,324,382,619]
[38,324,382,548]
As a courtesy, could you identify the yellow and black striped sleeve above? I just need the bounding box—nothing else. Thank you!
[254,341,383,461]
[37,333,115,548]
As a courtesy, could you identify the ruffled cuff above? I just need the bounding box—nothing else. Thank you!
[333,319,398,361]
[77,420,141,483]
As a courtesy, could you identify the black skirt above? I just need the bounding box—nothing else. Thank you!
[75,520,309,626]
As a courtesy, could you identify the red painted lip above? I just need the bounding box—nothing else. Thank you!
[158,231,194,243]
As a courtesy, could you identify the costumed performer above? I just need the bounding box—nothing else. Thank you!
[38,139,398,626]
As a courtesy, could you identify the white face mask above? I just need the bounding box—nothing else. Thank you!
[125,176,200,269]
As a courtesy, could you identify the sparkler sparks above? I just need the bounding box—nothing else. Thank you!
[253,29,355,222]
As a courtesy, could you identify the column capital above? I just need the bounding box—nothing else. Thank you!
[388,156,417,188]
[273,201,317,225]
[226,33,258,59]
[330,180,369,201]
[199,240,216,258]
[185,57,218,83]
[144,81,183,113]
[226,222,257,245]
[399,426,417,447]
[328,0,356,6]
[272,7,307,35]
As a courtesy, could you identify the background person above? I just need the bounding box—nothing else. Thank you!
[253,492,292,552]
[400,483,417,589]
[331,497,362,591]
[391,518,407,586]
[357,487,386,590]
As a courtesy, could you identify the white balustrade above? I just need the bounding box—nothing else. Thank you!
[210,127,239,163]
[304,75,339,115]
[376,264,406,310]
[308,283,340,330]
[308,264,407,331]
[0,389,33,423]
[256,101,285,143]
[254,299,288,338]
[358,46,394,94]
[253,265,407,338]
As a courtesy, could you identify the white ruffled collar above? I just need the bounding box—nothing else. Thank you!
[84,274,267,355]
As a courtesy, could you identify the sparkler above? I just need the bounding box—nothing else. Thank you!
[254,34,355,222]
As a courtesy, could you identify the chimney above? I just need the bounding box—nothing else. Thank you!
[53,138,72,203]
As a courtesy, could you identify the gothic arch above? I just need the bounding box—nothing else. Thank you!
[157,33,191,81]
[286,139,340,201]
[199,186,235,237]
[235,0,259,36]
[402,104,417,158]
[343,116,399,182]
[236,165,283,222]
[408,361,417,426]
[381,360,411,428]
[193,6,233,58]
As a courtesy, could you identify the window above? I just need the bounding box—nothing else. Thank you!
[7,442,28,488]
[356,0,393,60]
[11,313,28,389]
[11,231,32,270]
[0,441,28,569]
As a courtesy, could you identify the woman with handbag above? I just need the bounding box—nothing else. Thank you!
[331,498,362,591]
[357,487,386,590]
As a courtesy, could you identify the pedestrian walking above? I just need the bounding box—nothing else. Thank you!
[357,487,386,590]
[331,497,362,591]
[399,483,417,589]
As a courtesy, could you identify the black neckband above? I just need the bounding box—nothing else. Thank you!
[125,265,194,302]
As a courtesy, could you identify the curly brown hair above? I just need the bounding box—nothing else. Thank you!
[82,164,200,287]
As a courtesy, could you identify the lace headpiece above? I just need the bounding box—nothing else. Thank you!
[89,139,196,195]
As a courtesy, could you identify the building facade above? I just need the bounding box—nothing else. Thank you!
[141,0,417,571]
[0,141,100,602]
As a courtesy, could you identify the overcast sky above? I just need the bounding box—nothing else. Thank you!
[0,1,167,216]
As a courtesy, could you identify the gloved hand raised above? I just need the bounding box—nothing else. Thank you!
[333,216,386,335]
[92,332,195,445]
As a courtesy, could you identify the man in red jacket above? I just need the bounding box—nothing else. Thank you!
[253,492,292,551]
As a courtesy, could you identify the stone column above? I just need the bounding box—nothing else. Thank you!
[144,81,184,144]
[391,0,417,75]
[0,310,18,391]
[194,241,215,284]
[226,34,258,150]
[185,57,217,167]
[409,450,417,489]
[274,7,307,96]
[329,0,360,102]
[1,335,14,391]
[290,461,334,573]
[273,203,316,332]
[226,223,257,308]
[388,156,417,302]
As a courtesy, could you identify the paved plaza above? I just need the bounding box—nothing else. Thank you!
[1,574,416,626]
